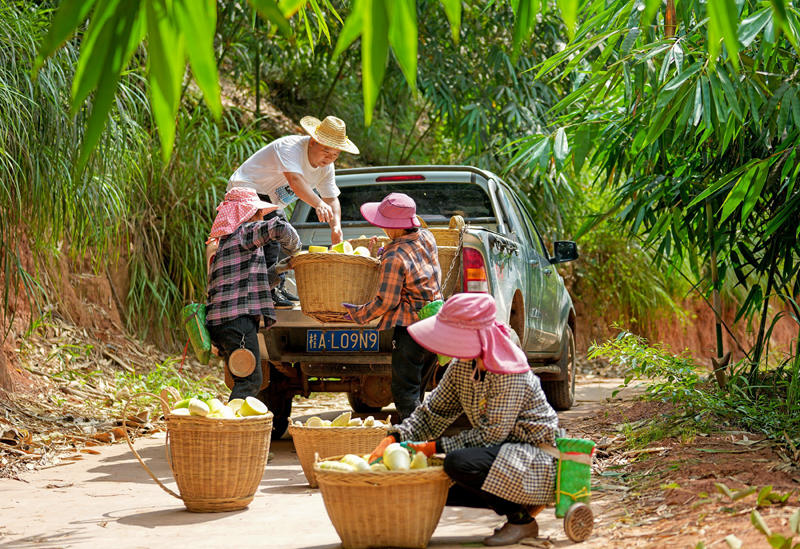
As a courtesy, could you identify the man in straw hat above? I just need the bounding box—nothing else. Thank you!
[368,293,562,546]
[226,115,359,308]
[206,187,300,402]
[343,193,442,421]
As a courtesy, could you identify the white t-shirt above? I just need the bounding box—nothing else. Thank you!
[226,135,339,208]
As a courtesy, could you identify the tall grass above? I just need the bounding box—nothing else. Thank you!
[1,3,267,347]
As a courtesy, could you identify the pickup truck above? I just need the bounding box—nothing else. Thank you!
[256,165,579,437]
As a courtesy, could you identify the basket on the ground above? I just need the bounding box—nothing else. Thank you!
[437,245,462,297]
[124,390,272,512]
[314,454,451,548]
[288,424,387,488]
[291,252,381,323]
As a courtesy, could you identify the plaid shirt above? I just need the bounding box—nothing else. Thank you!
[349,229,441,330]
[206,217,300,327]
[391,359,562,505]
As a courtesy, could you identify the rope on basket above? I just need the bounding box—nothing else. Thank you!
[441,225,465,293]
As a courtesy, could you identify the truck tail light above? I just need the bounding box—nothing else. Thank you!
[375,175,426,182]
[462,248,489,293]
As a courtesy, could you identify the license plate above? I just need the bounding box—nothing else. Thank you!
[306,329,379,352]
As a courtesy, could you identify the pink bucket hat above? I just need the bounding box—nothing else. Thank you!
[407,294,530,374]
[360,193,421,229]
[208,187,278,241]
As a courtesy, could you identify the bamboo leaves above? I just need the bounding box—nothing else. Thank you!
[72,1,145,171]
[360,0,390,127]
[146,0,185,162]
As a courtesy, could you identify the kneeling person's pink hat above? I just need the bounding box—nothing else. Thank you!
[208,187,278,241]
[360,192,421,229]
[407,293,530,374]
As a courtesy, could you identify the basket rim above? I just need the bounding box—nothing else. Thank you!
[288,424,389,432]
[313,453,447,477]
[291,252,380,267]
[165,411,273,421]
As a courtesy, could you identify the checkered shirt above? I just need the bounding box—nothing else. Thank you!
[391,359,562,505]
[206,217,300,327]
[349,229,441,330]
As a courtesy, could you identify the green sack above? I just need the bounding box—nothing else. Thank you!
[554,437,595,518]
[417,300,451,366]
[182,303,211,365]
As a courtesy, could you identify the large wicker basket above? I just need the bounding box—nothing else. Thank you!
[124,390,272,512]
[348,236,390,253]
[437,245,462,297]
[428,228,461,247]
[314,454,452,548]
[291,252,381,323]
[288,424,388,488]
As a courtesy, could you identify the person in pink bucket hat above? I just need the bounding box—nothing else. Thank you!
[343,193,442,420]
[368,293,562,546]
[205,187,301,404]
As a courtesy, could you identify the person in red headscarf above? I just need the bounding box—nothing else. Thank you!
[205,187,301,401]
[368,293,561,546]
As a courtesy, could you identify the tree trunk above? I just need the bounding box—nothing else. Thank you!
[0,350,12,392]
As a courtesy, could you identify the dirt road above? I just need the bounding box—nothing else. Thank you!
[0,380,624,549]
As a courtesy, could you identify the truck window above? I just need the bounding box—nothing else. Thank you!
[510,192,547,257]
[497,185,528,241]
[299,182,495,223]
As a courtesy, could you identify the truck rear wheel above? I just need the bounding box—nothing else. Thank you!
[542,326,576,410]
[347,392,383,413]
[347,377,392,413]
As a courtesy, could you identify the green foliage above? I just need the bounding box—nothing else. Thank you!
[517,0,800,371]
[1,3,268,344]
[567,188,688,330]
[748,508,800,549]
[114,358,224,402]
[590,331,712,408]
[590,330,800,450]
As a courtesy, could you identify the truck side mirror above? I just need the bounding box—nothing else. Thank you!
[551,241,578,264]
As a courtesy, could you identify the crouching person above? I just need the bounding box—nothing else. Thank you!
[368,294,561,546]
[205,187,300,401]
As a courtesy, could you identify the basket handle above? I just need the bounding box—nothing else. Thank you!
[122,391,181,500]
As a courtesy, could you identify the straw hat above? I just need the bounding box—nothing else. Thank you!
[300,115,359,154]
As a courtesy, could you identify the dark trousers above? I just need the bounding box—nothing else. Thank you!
[259,196,286,287]
[391,325,434,421]
[207,315,262,401]
[444,445,527,518]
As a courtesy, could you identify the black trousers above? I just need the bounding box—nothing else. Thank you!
[259,196,286,287]
[207,315,262,401]
[391,325,434,421]
[444,445,527,518]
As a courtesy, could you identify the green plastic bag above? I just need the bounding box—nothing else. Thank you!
[182,303,211,364]
[417,300,451,366]
[554,437,595,518]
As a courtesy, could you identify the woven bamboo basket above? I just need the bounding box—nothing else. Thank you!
[348,236,390,253]
[428,228,461,247]
[291,252,381,323]
[124,389,272,513]
[437,245,462,297]
[429,215,465,247]
[314,454,451,549]
[288,424,388,488]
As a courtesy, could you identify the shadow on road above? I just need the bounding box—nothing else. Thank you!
[0,529,89,548]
